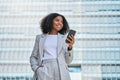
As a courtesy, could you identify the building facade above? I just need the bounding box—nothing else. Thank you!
[80,0,120,80]
[0,0,120,80]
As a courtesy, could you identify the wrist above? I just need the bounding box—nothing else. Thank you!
[68,46,72,51]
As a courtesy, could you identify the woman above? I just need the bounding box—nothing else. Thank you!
[30,13,75,80]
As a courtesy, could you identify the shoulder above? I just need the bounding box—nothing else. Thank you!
[35,34,44,40]
[36,34,42,37]
[58,33,68,41]
[36,34,41,39]
[59,33,67,37]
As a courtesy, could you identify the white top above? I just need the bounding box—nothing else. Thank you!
[42,35,58,60]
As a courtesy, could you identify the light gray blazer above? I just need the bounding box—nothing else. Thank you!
[30,33,73,80]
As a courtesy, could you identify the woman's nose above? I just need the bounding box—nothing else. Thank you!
[58,21,63,25]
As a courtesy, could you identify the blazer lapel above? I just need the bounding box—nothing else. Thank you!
[57,33,64,56]
[39,34,47,61]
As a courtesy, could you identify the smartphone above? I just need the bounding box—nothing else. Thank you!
[66,29,76,43]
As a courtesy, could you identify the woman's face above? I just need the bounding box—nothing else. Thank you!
[52,16,63,32]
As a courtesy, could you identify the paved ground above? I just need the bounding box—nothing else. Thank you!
[70,72,81,80]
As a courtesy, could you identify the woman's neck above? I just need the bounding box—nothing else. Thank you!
[49,30,58,35]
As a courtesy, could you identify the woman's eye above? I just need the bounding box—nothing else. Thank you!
[55,18,63,23]
[56,19,59,22]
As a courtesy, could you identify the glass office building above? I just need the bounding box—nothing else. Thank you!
[80,0,120,80]
[0,0,120,80]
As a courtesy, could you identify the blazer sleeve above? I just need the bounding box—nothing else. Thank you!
[63,36,73,65]
[30,35,40,72]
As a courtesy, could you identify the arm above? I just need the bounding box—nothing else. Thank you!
[30,35,40,72]
[64,45,73,64]
[64,35,75,64]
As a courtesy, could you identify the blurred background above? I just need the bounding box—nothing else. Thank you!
[0,0,120,80]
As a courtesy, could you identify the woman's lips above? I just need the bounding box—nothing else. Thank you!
[56,24,62,28]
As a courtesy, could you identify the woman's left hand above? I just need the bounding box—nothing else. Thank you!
[66,35,75,50]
